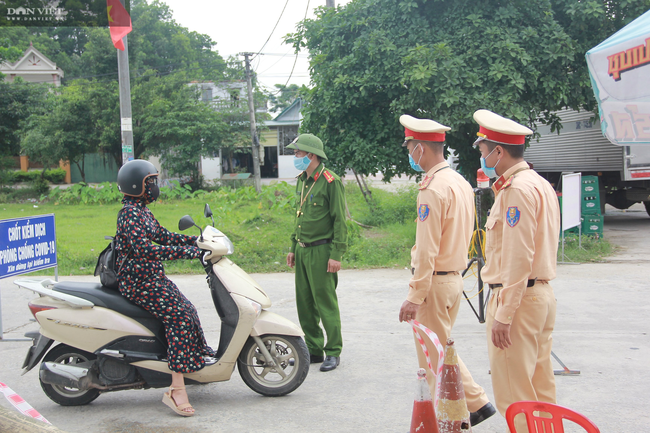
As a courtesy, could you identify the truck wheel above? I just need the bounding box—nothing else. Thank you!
[40,344,100,406]
[645,201,650,217]
[237,335,309,397]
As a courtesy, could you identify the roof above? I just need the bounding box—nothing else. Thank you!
[264,98,302,127]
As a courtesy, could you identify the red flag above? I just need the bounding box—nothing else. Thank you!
[106,0,132,51]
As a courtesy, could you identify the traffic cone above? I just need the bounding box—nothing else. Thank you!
[436,339,472,432]
[410,368,440,433]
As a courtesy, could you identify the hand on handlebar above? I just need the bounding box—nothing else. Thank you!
[196,239,214,264]
[200,249,214,265]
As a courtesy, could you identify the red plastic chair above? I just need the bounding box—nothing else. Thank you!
[506,401,600,433]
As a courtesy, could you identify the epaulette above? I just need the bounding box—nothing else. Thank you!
[419,175,433,190]
[323,170,335,183]
[502,175,514,189]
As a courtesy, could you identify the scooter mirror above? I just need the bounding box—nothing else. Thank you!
[178,215,196,231]
[204,204,213,218]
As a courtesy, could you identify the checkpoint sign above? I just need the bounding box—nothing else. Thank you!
[0,214,57,279]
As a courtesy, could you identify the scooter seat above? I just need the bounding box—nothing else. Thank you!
[52,282,155,320]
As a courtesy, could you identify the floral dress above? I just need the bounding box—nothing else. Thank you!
[115,196,214,373]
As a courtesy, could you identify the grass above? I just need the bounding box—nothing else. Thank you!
[558,233,614,262]
[0,181,614,278]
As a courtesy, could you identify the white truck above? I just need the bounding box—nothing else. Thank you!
[527,109,650,216]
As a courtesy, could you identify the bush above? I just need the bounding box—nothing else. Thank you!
[45,168,66,184]
[10,168,66,184]
[32,176,50,195]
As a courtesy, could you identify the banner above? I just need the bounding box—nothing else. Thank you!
[0,214,57,279]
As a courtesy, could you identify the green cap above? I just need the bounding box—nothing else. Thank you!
[286,133,328,160]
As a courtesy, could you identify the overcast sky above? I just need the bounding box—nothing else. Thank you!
[158,0,352,93]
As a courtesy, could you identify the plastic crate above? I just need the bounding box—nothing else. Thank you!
[581,214,603,236]
[581,195,600,214]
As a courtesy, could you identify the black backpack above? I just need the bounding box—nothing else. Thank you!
[94,207,132,290]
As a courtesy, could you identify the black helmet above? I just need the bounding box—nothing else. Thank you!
[117,160,158,197]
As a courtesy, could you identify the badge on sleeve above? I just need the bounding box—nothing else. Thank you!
[418,204,430,222]
[506,206,520,227]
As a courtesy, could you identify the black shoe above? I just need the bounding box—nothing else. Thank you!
[289,354,324,366]
[470,402,496,426]
[319,355,340,372]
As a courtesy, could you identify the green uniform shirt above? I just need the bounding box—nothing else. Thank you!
[290,163,348,261]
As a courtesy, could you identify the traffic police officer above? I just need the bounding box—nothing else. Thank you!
[473,109,560,431]
[286,134,348,372]
[397,115,496,426]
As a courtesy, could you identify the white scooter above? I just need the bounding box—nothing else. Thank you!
[14,204,309,406]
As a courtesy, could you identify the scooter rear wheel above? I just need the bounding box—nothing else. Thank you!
[237,335,309,397]
[40,344,101,406]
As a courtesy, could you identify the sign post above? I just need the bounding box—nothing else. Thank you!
[0,214,57,340]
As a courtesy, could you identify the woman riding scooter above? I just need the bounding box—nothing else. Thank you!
[115,159,214,417]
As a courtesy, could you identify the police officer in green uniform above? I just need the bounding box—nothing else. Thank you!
[286,134,348,372]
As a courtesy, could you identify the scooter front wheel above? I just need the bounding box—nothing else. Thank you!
[237,334,309,396]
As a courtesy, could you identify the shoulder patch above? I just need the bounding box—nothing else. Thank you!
[506,206,520,227]
[323,170,335,183]
[419,175,433,190]
[502,176,514,189]
[418,204,430,222]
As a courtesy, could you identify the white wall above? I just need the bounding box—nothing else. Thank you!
[201,157,221,183]
[278,155,301,179]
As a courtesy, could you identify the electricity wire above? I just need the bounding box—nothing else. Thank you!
[252,0,291,60]
[276,0,310,92]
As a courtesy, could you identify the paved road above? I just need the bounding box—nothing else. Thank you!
[0,204,648,432]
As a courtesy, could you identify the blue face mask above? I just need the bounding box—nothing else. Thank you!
[294,155,311,171]
[408,143,425,172]
[480,147,500,178]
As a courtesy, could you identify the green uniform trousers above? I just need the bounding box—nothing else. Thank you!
[294,243,342,357]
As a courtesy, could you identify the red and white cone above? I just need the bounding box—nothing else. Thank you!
[410,368,440,433]
[436,339,472,432]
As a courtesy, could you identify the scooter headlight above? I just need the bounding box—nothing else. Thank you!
[217,236,235,255]
[203,227,235,255]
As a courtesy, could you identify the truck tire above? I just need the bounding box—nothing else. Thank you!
[645,201,650,217]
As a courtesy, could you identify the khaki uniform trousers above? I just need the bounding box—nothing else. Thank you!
[487,281,557,433]
[414,273,490,412]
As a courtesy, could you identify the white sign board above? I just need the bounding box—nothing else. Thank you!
[562,173,582,231]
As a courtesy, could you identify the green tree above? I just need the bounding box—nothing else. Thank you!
[135,75,244,188]
[0,79,50,157]
[21,82,101,182]
[289,0,650,181]
[268,83,304,113]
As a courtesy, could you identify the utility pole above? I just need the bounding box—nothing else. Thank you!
[241,52,262,193]
[117,0,134,165]
[326,0,335,7]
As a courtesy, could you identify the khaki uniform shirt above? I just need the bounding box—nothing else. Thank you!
[407,161,475,305]
[481,161,560,324]
[290,163,348,261]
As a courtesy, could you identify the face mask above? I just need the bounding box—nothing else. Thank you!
[408,143,425,172]
[480,147,500,179]
[294,155,311,171]
[143,180,160,203]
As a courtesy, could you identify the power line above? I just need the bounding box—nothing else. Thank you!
[252,0,291,60]
[278,0,310,92]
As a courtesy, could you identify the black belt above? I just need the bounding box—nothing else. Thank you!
[411,268,456,276]
[298,239,332,248]
[489,278,537,290]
